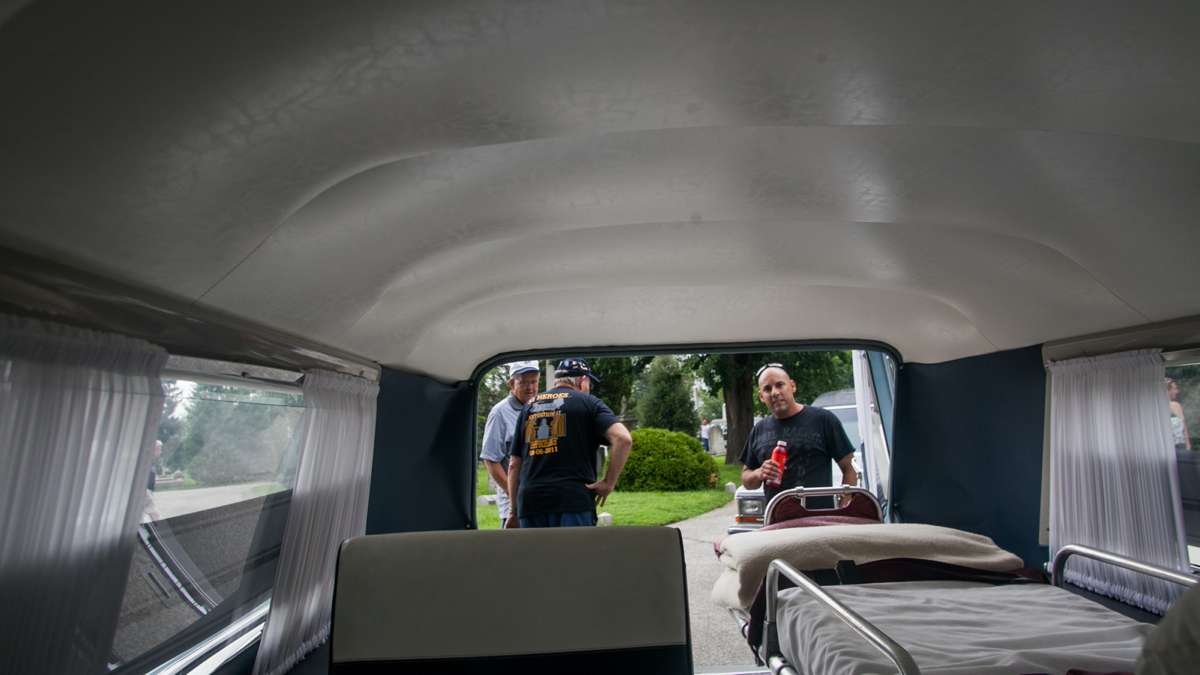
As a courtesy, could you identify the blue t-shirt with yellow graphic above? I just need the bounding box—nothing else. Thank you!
[510,386,619,516]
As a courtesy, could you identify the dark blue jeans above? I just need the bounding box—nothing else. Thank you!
[519,511,597,528]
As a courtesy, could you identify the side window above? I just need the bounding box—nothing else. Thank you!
[1165,363,1200,566]
[108,377,304,672]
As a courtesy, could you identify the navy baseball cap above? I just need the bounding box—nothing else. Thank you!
[555,357,601,383]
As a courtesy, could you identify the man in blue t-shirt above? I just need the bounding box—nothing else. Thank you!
[506,358,633,528]
[740,363,858,509]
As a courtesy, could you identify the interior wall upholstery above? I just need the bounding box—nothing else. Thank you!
[366,368,475,535]
[891,345,1047,567]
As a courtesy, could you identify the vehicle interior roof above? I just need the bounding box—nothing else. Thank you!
[2,1,1199,379]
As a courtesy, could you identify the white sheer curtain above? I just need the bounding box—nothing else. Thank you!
[1048,349,1189,614]
[253,369,378,675]
[0,315,166,674]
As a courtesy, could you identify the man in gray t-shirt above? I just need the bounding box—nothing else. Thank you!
[480,361,540,521]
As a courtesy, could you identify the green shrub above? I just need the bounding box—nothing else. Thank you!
[620,428,719,491]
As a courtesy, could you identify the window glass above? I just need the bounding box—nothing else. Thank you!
[1165,364,1200,566]
[108,378,303,672]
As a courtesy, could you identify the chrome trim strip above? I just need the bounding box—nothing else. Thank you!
[148,600,270,675]
[188,622,265,675]
[1051,544,1197,590]
[764,560,920,675]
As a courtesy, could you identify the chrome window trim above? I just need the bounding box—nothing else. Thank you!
[147,600,270,675]
[187,621,266,675]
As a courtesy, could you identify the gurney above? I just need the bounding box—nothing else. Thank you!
[760,545,1198,674]
[712,495,1031,663]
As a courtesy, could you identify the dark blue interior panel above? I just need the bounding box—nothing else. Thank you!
[891,345,1047,567]
[366,368,475,534]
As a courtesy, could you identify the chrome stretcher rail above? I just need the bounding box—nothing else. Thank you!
[1051,544,1197,589]
[764,559,921,675]
[763,485,884,525]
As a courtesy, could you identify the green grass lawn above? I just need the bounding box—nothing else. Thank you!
[474,458,743,530]
[716,461,742,487]
[153,476,200,491]
[477,462,497,496]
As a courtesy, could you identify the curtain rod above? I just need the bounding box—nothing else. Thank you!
[161,369,303,395]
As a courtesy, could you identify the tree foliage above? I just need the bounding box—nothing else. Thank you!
[636,356,700,434]
[475,367,509,452]
[696,386,724,420]
[686,353,756,464]
[158,382,186,470]
[589,356,652,416]
[173,384,303,486]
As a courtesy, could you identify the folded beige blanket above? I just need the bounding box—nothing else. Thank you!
[711,523,1024,610]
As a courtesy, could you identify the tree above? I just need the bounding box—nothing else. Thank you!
[696,385,724,420]
[589,356,652,416]
[636,356,700,434]
[686,351,854,465]
[158,381,186,470]
[687,353,757,465]
[475,367,508,452]
[176,384,303,485]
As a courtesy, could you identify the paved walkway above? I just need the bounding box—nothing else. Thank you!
[667,501,759,671]
[150,481,277,519]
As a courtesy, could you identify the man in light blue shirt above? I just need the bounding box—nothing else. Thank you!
[480,361,540,522]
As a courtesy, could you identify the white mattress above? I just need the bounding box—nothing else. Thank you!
[777,581,1152,675]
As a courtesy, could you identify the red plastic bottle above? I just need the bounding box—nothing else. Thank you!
[767,441,787,487]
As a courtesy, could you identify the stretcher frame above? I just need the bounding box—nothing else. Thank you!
[763,485,884,525]
[762,544,1198,675]
[726,485,886,646]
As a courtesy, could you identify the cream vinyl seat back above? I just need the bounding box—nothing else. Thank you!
[330,526,692,674]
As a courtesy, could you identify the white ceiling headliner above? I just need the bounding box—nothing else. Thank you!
[1,1,1198,379]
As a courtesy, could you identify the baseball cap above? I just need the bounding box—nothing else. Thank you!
[507,361,540,379]
[555,357,601,383]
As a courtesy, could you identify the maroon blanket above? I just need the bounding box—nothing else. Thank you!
[768,492,881,524]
